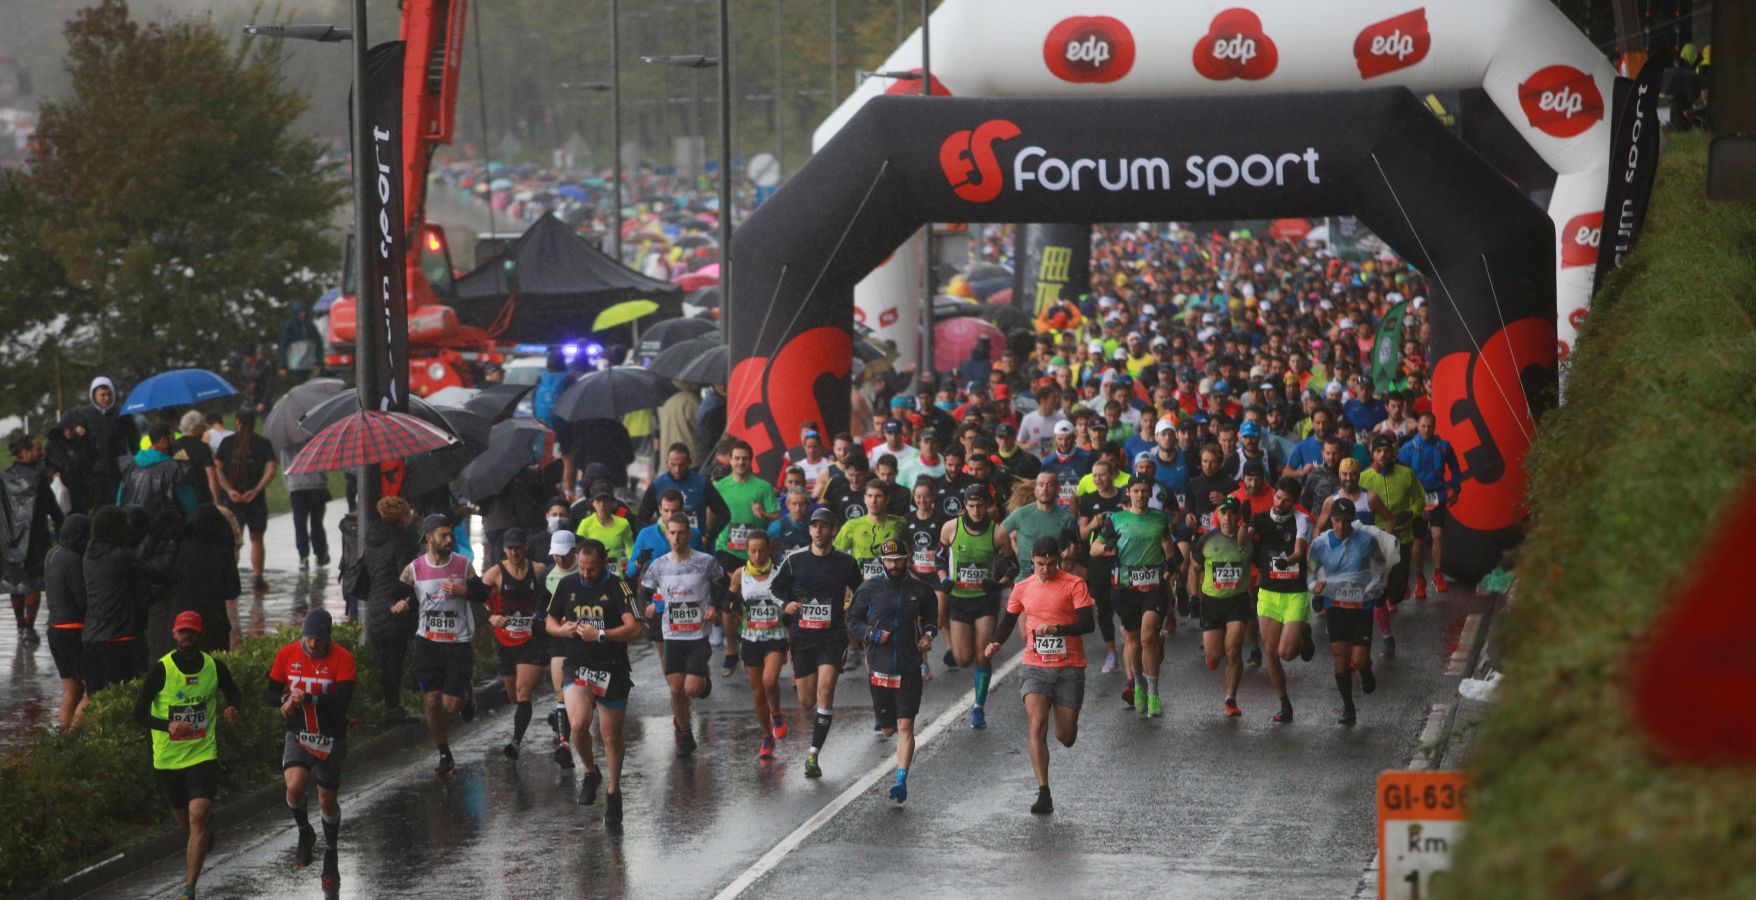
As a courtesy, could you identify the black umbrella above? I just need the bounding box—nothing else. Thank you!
[456,424,549,501]
[649,336,721,381]
[969,303,1034,333]
[968,262,1012,282]
[553,366,675,421]
[263,378,347,453]
[673,344,729,384]
[436,407,493,448]
[399,407,493,498]
[463,383,533,422]
[684,286,720,309]
[638,316,716,357]
[299,390,454,438]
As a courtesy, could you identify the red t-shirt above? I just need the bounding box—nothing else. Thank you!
[269,642,357,697]
[1005,570,1095,668]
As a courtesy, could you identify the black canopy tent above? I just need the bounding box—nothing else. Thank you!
[449,213,682,344]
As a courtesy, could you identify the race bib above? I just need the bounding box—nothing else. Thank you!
[1120,565,1161,588]
[1425,491,1440,510]
[870,670,902,689]
[727,523,754,551]
[668,602,704,633]
[955,563,990,592]
[1175,492,1188,511]
[799,600,834,630]
[169,705,208,740]
[1033,633,1067,662]
[502,613,535,638]
[1058,482,1077,504]
[296,730,335,760]
[1330,581,1367,605]
[574,667,613,697]
[746,604,781,631]
[1212,563,1244,592]
[912,549,936,573]
[860,558,883,580]
[423,610,461,641]
[1268,554,1299,581]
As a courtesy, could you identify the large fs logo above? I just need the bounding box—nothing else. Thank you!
[939,119,1022,203]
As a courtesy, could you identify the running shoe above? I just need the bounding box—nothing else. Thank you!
[300,556,310,570]
[1274,699,1294,724]
[460,689,476,722]
[321,848,340,895]
[1101,650,1117,673]
[771,712,788,739]
[804,754,823,778]
[970,706,986,729]
[1224,698,1242,718]
[1338,706,1357,726]
[578,769,602,805]
[675,720,697,757]
[720,654,737,678]
[503,740,520,760]
[22,627,38,646]
[604,791,624,828]
[178,885,197,900]
[1246,647,1263,669]
[1133,686,1148,715]
[1122,684,1135,709]
[251,575,269,593]
[1360,668,1377,695]
[1381,636,1396,659]
[758,735,775,759]
[699,676,714,699]
[316,554,331,568]
[888,780,908,805]
[1146,694,1164,718]
[1433,571,1449,593]
[295,824,317,867]
[1030,786,1054,815]
[1414,579,1428,600]
[943,649,958,669]
[554,740,575,769]
[434,751,456,777]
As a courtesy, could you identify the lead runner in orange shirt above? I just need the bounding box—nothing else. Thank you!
[984,535,1095,816]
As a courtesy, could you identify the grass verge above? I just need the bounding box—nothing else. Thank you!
[1441,132,1756,896]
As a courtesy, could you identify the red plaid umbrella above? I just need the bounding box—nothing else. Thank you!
[286,410,457,475]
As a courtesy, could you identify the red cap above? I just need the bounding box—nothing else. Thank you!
[173,611,205,634]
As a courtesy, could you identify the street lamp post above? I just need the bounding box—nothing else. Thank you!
[561,77,621,261]
[243,3,379,585]
[919,0,934,387]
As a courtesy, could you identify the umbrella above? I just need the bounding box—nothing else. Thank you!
[121,368,238,414]
[556,184,591,202]
[674,344,729,384]
[592,299,660,331]
[313,287,342,314]
[987,287,1014,307]
[969,303,1034,333]
[932,294,980,320]
[457,420,551,500]
[933,317,1006,374]
[490,177,513,191]
[287,411,457,475]
[553,366,674,421]
[967,262,1012,282]
[674,271,719,292]
[675,234,717,250]
[300,390,453,438]
[436,407,494,448]
[463,383,533,422]
[684,286,720,309]
[424,386,481,409]
[649,336,721,381]
[262,378,347,452]
[399,407,493,497]
[968,275,1012,301]
[637,316,716,357]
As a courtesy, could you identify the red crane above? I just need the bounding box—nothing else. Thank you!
[325,0,496,395]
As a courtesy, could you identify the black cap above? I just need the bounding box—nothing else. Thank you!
[962,483,989,502]
[878,538,907,559]
[996,422,1017,438]
[1370,433,1396,451]
[920,428,942,443]
[591,481,615,500]
[421,513,451,535]
[1331,496,1357,520]
[1216,496,1242,515]
[1031,535,1061,558]
[809,507,837,524]
[1242,460,1267,478]
[501,527,528,549]
[302,608,333,640]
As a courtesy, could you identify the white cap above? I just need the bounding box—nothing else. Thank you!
[1150,335,1168,348]
[1319,299,1334,311]
[1052,420,1075,436]
[549,531,577,556]
[1088,340,1104,354]
[1386,291,1404,304]
[1201,312,1217,325]
[1197,327,1218,343]
[1324,381,1344,396]
[1412,296,1427,309]
[1154,419,1176,435]
[1338,316,1356,330]
[1112,348,1127,360]
[1141,304,1156,317]
[1199,376,1215,395]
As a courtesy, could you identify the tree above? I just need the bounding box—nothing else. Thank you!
[0,0,345,422]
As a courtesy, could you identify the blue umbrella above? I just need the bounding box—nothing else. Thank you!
[556,184,591,202]
[313,287,342,313]
[121,368,238,414]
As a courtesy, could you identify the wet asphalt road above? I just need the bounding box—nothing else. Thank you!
[94,576,1489,900]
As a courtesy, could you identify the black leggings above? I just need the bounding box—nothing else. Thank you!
[1088,564,1117,644]
[374,634,409,707]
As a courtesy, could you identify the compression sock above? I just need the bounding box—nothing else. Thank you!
[1374,606,1393,638]
[321,812,340,847]
[1334,672,1353,706]
[1142,674,1160,697]
[810,708,834,755]
[289,802,310,830]
[512,701,533,743]
[974,665,992,708]
[895,767,908,785]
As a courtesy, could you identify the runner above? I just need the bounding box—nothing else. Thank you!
[770,507,865,778]
[768,488,815,553]
[267,609,354,892]
[1092,479,1177,717]
[832,480,907,672]
[1076,458,1127,694]
[546,538,643,826]
[1308,497,1390,726]
[132,611,243,900]
[985,535,1095,815]
[1249,477,1315,724]
[712,439,780,677]
[1358,433,1424,657]
[544,530,579,769]
[1188,497,1254,717]
[847,538,938,804]
[43,512,90,730]
[576,481,635,575]
[730,530,789,759]
[399,514,485,777]
[1038,421,1095,511]
[640,513,726,756]
[904,476,946,678]
[482,528,550,759]
[1398,412,1462,599]
[938,484,1014,728]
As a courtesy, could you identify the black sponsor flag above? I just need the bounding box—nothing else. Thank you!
[1013,224,1091,316]
[1592,61,1665,295]
[352,41,410,412]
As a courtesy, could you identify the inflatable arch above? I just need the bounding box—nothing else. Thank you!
[817,0,1615,368]
[731,89,1554,581]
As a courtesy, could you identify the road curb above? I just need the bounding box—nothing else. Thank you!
[27,677,511,900]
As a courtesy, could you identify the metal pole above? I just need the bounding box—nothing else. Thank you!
[349,0,380,584]
[611,0,623,261]
[718,0,733,347]
[829,0,838,105]
[773,0,784,175]
[918,0,933,386]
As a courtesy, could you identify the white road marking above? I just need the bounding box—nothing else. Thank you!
[1445,613,1483,675]
[712,648,1029,900]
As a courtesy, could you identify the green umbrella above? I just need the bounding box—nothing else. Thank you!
[593,299,659,331]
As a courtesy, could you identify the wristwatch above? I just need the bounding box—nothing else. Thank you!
[595,629,605,643]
